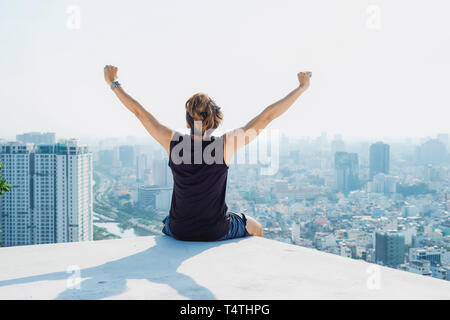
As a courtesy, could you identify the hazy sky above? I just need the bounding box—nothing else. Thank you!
[1,0,449,142]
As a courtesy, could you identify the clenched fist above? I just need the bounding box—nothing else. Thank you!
[297,71,312,90]
[104,65,118,86]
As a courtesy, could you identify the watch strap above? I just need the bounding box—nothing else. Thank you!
[111,81,121,90]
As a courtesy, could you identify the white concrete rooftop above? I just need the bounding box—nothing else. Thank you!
[0,235,449,299]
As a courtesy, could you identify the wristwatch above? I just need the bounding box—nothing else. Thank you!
[111,81,121,90]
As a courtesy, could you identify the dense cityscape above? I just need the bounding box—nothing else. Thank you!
[1,131,449,282]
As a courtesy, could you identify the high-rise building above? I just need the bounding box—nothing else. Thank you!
[415,139,447,165]
[369,142,390,179]
[119,145,135,167]
[98,149,114,166]
[136,154,148,182]
[315,132,328,149]
[16,132,56,145]
[0,143,33,246]
[152,159,173,187]
[334,152,359,194]
[331,135,346,155]
[375,231,405,268]
[143,169,152,185]
[0,140,93,247]
[424,164,442,182]
[436,133,449,149]
[291,221,301,244]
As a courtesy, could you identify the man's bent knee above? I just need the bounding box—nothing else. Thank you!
[245,215,263,237]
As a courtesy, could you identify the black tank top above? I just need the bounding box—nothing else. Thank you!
[168,132,231,241]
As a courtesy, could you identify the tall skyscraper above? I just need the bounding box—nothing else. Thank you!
[423,164,441,182]
[291,221,301,244]
[334,152,359,194]
[375,231,405,268]
[436,133,449,149]
[0,140,93,247]
[152,159,173,187]
[331,135,346,155]
[136,154,148,182]
[98,149,114,166]
[16,132,56,145]
[415,139,447,165]
[369,142,390,179]
[0,143,33,246]
[315,131,328,149]
[119,145,135,167]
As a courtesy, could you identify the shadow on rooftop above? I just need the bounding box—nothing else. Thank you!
[0,235,244,299]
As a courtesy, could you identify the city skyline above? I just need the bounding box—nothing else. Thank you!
[1,130,450,281]
[3,130,450,148]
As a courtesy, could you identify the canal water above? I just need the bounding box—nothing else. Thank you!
[94,212,137,238]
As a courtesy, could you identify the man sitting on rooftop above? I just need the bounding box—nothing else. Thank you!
[104,65,311,241]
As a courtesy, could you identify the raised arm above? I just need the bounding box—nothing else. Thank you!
[104,65,174,155]
[223,72,312,165]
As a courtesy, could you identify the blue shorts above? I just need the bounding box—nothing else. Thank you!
[162,211,251,241]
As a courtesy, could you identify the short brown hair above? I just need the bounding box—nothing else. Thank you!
[185,93,223,134]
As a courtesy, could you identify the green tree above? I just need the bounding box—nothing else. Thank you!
[0,162,12,195]
[0,162,11,244]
